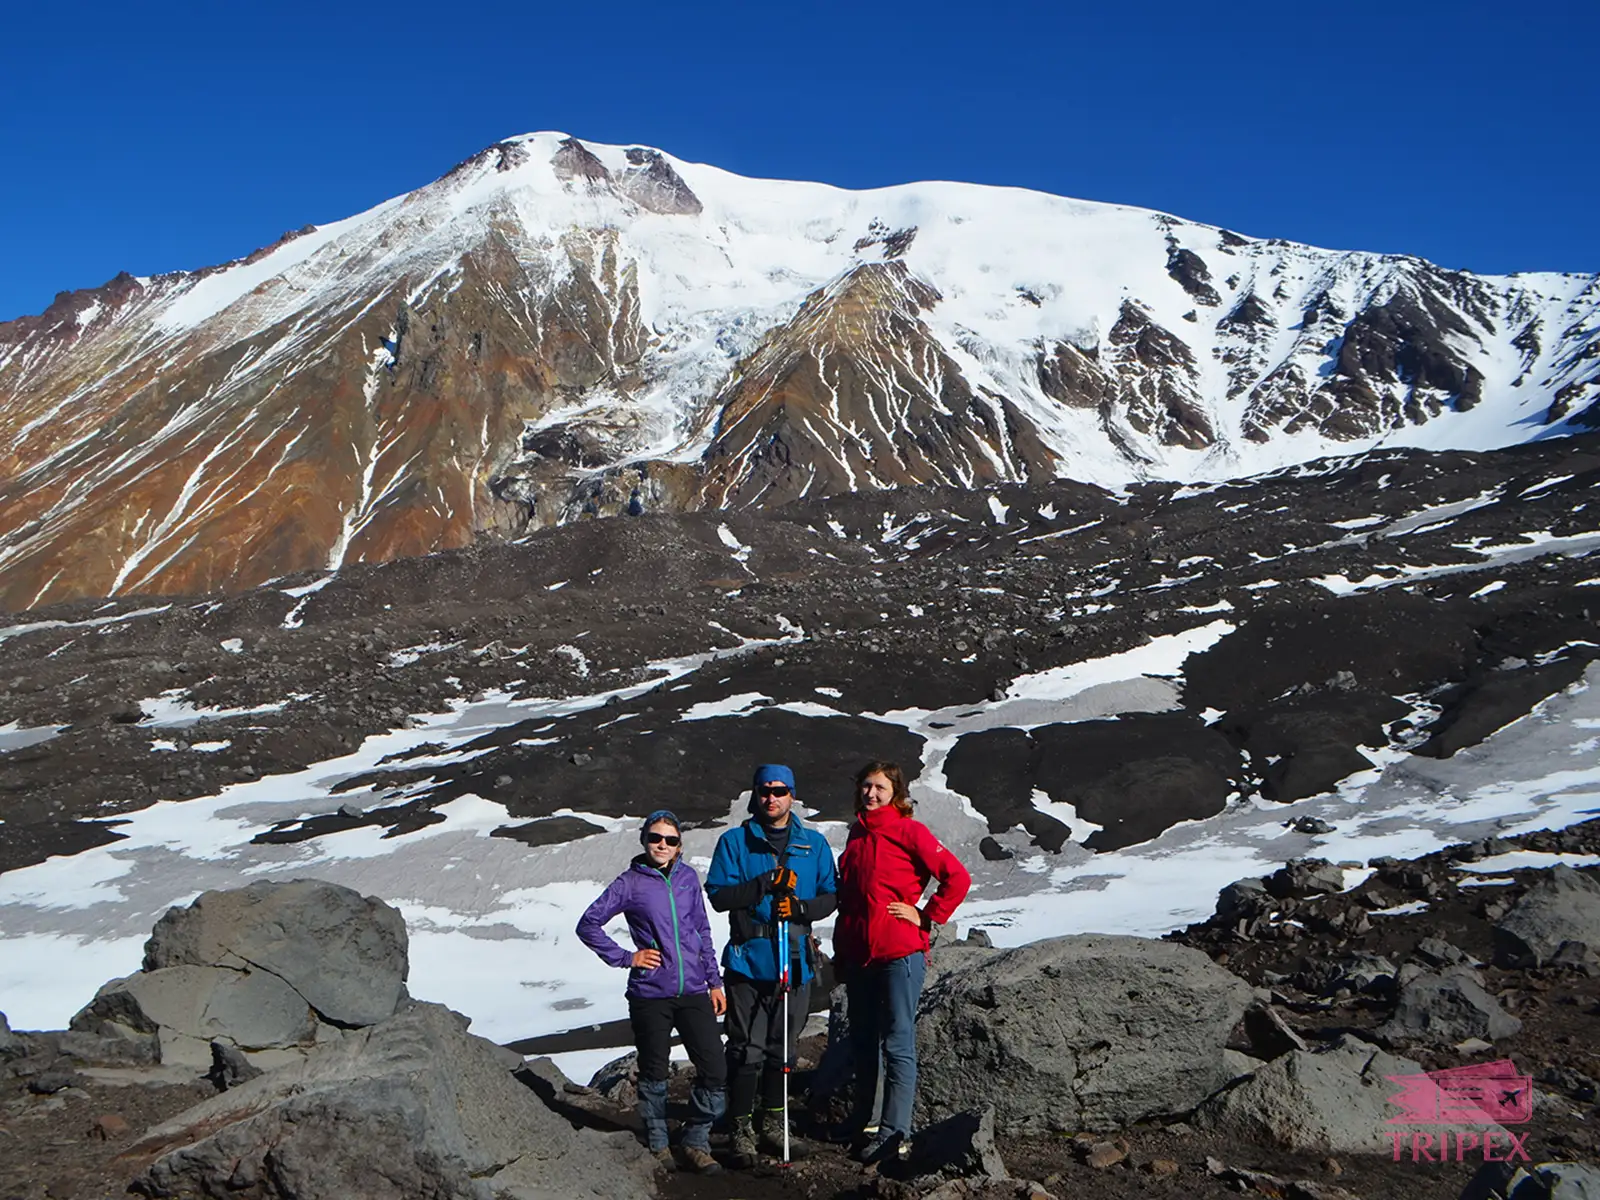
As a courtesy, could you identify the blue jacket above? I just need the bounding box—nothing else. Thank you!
[576,857,723,1000]
[705,816,838,985]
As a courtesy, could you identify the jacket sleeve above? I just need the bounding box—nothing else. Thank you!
[575,874,635,969]
[705,830,767,912]
[908,822,971,926]
[688,878,724,990]
[798,831,839,922]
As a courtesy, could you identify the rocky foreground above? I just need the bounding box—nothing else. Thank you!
[5,819,1600,1200]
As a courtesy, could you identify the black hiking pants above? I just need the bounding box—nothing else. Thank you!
[724,969,810,1119]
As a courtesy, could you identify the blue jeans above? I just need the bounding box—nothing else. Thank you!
[846,951,926,1137]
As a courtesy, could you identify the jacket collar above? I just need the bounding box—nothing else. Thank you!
[630,854,678,878]
[856,804,906,832]
[744,812,807,848]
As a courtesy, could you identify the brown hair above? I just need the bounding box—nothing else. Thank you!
[854,761,914,817]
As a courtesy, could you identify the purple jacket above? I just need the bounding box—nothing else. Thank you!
[576,856,723,1000]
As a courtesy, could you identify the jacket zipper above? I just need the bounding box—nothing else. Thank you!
[665,863,685,997]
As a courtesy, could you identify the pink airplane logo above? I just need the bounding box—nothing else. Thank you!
[1387,1060,1533,1125]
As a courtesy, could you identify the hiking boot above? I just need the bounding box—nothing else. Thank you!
[755,1108,812,1160]
[651,1146,677,1172]
[680,1145,722,1175]
[854,1129,904,1165]
[729,1116,759,1168]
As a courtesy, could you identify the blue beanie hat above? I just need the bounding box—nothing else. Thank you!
[749,764,797,813]
[639,809,681,843]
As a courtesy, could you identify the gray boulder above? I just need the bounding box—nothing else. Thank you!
[131,1001,656,1200]
[1195,1035,1502,1153]
[1380,969,1521,1045]
[1495,867,1600,970]
[0,1010,18,1060]
[1214,877,1271,924]
[1264,858,1346,900]
[915,934,1252,1133]
[904,1107,1008,1181]
[144,879,409,1026]
[1297,952,1398,997]
[1415,936,1474,968]
[72,965,316,1066]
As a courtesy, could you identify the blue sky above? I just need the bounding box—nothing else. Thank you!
[2,0,1594,321]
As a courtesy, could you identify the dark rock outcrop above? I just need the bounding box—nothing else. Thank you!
[143,879,409,1027]
[1494,866,1600,969]
[130,1002,655,1200]
[915,934,1252,1132]
[1379,968,1522,1045]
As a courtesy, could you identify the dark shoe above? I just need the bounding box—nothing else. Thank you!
[681,1145,722,1175]
[651,1147,677,1172]
[729,1116,759,1168]
[854,1129,904,1165]
[755,1108,812,1160]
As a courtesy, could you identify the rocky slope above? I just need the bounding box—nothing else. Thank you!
[5,835,1600,1200]
[3,133,1598,610]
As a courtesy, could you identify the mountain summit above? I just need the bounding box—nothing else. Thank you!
[2,132,1597,610]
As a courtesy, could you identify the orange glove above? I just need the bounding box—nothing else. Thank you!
[769,867,798,894]
[773,894,797,921]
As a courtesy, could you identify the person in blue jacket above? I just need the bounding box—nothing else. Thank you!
[705,763,838,1166]
[577,809,726,1174]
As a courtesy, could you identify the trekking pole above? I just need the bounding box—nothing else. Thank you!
[777,911,791,1165]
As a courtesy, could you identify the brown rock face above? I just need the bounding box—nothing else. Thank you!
[685,261,1058,508]
[0,212,652,611]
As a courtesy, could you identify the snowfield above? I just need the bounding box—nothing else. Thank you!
[2,631,1594,1080]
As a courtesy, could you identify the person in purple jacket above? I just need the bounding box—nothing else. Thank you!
[576,809,727,1174]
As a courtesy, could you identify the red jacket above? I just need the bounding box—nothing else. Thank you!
[834,805,971,970]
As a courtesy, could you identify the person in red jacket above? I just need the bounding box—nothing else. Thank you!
[833,760,971,1163]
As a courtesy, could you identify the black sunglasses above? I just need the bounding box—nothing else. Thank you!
[758,785,791,798]
[644,832,681,846]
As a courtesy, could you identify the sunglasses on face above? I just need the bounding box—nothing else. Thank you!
[758,786,791,798]
[644,832,681,846]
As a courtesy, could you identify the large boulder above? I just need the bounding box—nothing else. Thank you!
[0,1010,18,1060]
[130,1001,656,1200]
[1495,867,1600,970]
[144,879,409,1026]
[1194,1035,1502,1153]
[72,965,317,1066]
[1379,969,1522,1046]
[914,934,1253,1133]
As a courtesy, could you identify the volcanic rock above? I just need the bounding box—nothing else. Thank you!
[1264,858,1346,900]
[130,1001,655,1200]
[1495,866,1600,969]
[143,879,409,1026]
[71,964,316,1066]
[903,1107,1008,1181]
[1378,968,1523,1045]
[914,934,1252,1132]
[1194,1035,1501,1153]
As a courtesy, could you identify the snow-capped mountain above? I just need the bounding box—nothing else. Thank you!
[2,132,1597,611]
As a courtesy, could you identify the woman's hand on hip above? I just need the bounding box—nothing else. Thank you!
[886,901,925,928]
[710,987,727,1016]
[631,949,663,969]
